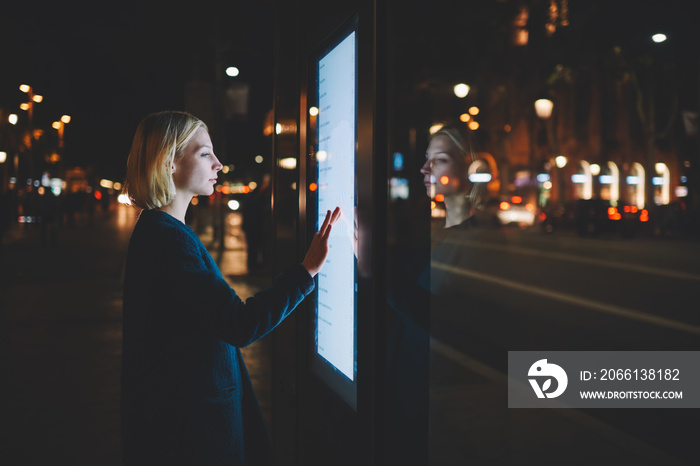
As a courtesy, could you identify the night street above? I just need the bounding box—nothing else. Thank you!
[0,204,270,465]
[2,205,698,464]
[429,222,700,464]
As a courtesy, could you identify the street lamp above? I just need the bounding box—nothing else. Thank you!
[534,98,553,119]
[52,115,71,148]
[454,83,470,98]
[19,84,43,125]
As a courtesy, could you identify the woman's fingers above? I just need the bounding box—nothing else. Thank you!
[322,207,341,240]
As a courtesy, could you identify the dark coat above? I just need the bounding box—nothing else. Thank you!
[122,209,313,465]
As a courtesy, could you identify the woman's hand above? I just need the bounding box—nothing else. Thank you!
[301,207,342,277]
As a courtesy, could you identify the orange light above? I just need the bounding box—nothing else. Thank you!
[243,186,251,193]
[221,186,230,194]
[431,201,437,210]
[539,212,547,221]
[640,209,649,222]
[525,203,534,212]
[309,182,318,192]
[608,207,621,220]
[631,206,638,213]
[500,201,511,211]
[624,206,631,213]
[511,196,522,204]
[439,176,449,185]
[94,191,102,200]
[435,194,445,202]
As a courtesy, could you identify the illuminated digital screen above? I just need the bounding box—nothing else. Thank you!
[315,30,357,382]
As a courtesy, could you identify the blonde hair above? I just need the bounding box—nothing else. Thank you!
[123,111,207,210]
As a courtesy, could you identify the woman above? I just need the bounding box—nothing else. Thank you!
[420,124,480,228]
[121,111,340,465]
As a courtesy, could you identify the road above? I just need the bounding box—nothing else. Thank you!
[428,223,700,464]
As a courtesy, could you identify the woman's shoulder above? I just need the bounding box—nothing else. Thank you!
[131,209,199,248]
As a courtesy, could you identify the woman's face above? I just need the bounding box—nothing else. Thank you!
[420,134,464,197]
[172,127,223,198]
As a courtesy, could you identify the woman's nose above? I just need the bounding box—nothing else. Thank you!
[213,156,223,171]
[420,160,431,174]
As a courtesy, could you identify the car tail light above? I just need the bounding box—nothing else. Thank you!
[500,201,510,211]
[525,203,534,211]
[511,196,522,204]
[608,207,621,220]
[640,209,649,222]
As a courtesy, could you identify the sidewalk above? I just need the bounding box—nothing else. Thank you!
[0,206,269,466]
[1,206,131,466]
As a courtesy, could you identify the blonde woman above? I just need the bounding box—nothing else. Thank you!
[420,124,480,228]
[121,111,340,465]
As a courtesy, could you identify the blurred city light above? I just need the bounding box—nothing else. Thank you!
[535,99,554,119]
[468,106,479,116]
[652,33,667,43]
[590,164,601,175]
[468,121,479,130]
[255,155,263,164]
[228,199,241,210]
[279,157,298,169]
[0,151,7,163]
[459,113,471,122]
[19,84,30,93]
[469,173,491,182]
[8,114,18,125]
[32,95,43,103]
[555,155,568,168]
[453,83,470,98]
[309,106,319,116]
[226,66,240,77]
[61,115,71,124]
[429,123,444,134]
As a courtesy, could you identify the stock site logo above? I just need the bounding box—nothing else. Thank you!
[528,359,568,399]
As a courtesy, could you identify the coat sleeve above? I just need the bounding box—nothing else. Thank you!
[160,226,315,348]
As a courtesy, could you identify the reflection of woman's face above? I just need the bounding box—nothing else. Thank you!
[420,134,464,197]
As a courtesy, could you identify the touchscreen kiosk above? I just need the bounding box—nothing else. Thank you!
[309,23,358,410]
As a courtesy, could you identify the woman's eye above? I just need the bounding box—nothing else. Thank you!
[201,153,210,158]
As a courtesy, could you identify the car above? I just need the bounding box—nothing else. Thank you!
[495,195,537,228]
[541,198,649,238]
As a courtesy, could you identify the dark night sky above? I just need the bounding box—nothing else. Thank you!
[1,0,699,183]
[0,0,276,182]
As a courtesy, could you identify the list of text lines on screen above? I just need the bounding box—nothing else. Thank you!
[316,31,356,381]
